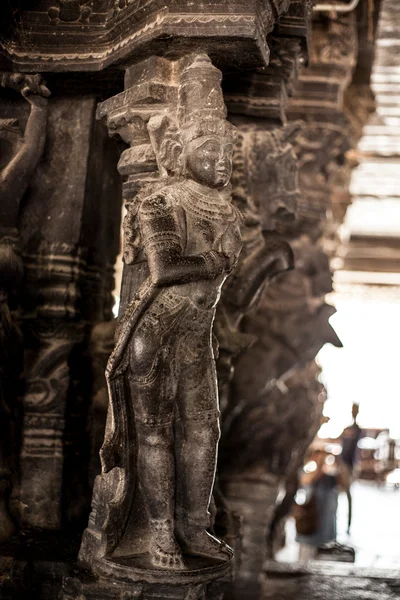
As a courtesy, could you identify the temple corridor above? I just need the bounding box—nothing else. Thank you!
[1,0,400,599]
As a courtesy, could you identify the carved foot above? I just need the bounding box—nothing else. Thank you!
[177,527,233,562]
[151,543,186,570]
[149,519,186,570]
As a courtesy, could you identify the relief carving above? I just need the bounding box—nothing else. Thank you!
[18,321,83,528]
[79,54,242,584]
[214,123,301,409]
[48,1,92,25]
[0,73,49,542]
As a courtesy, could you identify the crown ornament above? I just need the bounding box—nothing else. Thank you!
[177,54,236,144]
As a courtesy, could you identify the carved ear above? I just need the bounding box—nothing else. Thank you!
[148,114,182,177]
[281,120,304,145]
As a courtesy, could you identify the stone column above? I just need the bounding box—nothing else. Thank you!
[0,74,49,541]
[14,94,121,529]
[74,53,241,600]
[216,1,377,588]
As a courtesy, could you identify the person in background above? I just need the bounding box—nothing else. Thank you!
[340,403,362,473]
[295,444,349,562]
[338,403,362,532]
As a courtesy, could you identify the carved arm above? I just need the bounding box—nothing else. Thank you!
[0,86,49,212]
[139,195,229,286]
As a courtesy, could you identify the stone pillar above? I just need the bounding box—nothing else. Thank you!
[0,74,49,541]
[15,95,121,529]
[75,53,241,600]
[0,2,385,599]
[216,1,377,586]
[214,7,315,584]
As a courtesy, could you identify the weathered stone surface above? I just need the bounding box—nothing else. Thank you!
[216,2,382,584]
[78,54,241,592]
[0,1,290,73]
[0,73,50,543]
[261,563,400,600]
[0,87,122,533]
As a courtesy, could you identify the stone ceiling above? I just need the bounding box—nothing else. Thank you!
[339,0,400,282]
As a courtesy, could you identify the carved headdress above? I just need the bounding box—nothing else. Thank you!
[150,54,236,177]
[178,54,236,144]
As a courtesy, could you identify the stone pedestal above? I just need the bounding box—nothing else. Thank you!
[61,571,230,600]
[221,476,279,586]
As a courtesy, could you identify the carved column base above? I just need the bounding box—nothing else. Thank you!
[221,475,280,584]
[61,570,230,600]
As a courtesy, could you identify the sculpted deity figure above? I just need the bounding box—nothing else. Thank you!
[80,55,242,578]
[0,73,49,543]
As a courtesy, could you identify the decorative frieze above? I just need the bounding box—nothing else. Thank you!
[0,1,289,73]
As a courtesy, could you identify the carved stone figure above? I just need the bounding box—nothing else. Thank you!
[79,54,242,583]
[0,73,49,542]
[214,124,300,408]
[88,320,117,488]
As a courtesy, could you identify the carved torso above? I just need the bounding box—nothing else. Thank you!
[137,180,242,311]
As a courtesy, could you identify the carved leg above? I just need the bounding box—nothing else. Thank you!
[135,419,184,569]
[129,344,185,571]
[175,354,232,562]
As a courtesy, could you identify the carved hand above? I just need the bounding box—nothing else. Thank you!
[0,74,49,217]
[204,250,231,278]
[224,252,239,274]
[1,72,50,106]
[22,82,50,108]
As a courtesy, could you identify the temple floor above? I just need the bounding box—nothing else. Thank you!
[261,563,400,600]
[277,480,400,568]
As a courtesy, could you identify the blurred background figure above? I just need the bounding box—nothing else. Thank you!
[294,443,350,562]
[339,403,362,475]
[336,402,361,533]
